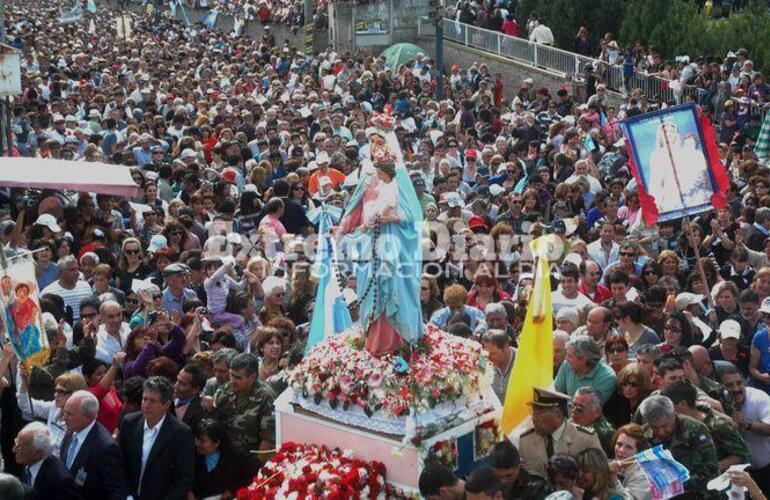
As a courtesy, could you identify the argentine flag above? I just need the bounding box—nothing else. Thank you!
[306,203,352,352]
[86,0,97,14]
[202,9,219,30]
[170,0,177,17]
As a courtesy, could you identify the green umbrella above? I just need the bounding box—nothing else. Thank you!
[379,43,429,73]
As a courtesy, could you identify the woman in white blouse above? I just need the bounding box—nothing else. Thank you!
[609,423,653,500]
[16,369,87,456]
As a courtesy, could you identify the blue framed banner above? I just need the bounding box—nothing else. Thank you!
[620,103,725,223]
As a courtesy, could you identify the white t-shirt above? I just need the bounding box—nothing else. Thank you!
[551,288,595,316]
[740,387,770,469]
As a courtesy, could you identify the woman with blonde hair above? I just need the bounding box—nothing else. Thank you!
[605,362,653,427]
[116,237,152,294]
[17,370,88,455]
[575,448,628,500]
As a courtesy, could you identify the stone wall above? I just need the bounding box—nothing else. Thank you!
[429,40,625,108]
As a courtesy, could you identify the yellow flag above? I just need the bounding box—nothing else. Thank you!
[501,235,555,435]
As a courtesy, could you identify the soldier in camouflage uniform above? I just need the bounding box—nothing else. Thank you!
[641,395,720,499]
[489,440,550,500]
[662,381,750,471]
[676,346,734,415]
[571,387,615,456]
[213,352,276,464]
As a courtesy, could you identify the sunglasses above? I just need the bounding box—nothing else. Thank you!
[170,230,184,236]
[126,298,139,304]
[606,346,626,354]
[620,252,636,257]
[81,312,97,320]
[54,388,73,396]
[510,200,523,205]
[125,249,141,256]
[293,186,304,191]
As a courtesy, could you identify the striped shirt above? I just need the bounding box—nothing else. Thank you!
[41,280,93,321]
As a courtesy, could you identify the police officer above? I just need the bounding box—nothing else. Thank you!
[519,388,602,479]
[641,394,720,499]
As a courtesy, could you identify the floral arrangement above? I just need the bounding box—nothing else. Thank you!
[287,325,491,420]
[428,438,458,471]
[236,442,392,499]
[475,419,502,459]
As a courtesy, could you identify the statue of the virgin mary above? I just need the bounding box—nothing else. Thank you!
[337,116,423,355]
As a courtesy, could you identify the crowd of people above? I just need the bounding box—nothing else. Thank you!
[1,0,770,498]
[447,0,770,117]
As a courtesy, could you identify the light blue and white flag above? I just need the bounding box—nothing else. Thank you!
[169,0,177,17]
[86,0,97,14]
[233,16,244,37]
[60,4,83,23]
[306,203,351,352]
[180,4,192,26]
[634,445,690,499]
[202,9,219,30]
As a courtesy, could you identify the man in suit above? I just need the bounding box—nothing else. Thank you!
[118,376,194,500]
[518,388,602,479]
[745,207,770,252]
[60,390,129,500]
[13,422,82,500]
[174,363,209,433]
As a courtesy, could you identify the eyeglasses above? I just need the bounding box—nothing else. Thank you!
[620,252,636,257]
[125,249,141,256]
[54,388,73,396]
[606,346,627,354]
[81,312,97,320]
[170,230,184,236]
[126,298,139,304]
[510,200,523,205]
[572,404,585,413]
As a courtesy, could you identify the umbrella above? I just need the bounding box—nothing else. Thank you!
[0,158,139,197]
[379,43,429,73]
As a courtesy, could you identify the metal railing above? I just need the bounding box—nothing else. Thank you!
[438,18,700,104]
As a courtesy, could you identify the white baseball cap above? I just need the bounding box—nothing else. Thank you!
[34,214,61,233]
[719,319,741,340]
[675,292,703,312]
[759,296,770,315]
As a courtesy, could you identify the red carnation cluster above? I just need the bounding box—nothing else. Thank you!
[236,442,389,499]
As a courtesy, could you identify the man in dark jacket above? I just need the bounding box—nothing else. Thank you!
[118,377,194,500]
[60,391,128,500]
[13,422,82,499]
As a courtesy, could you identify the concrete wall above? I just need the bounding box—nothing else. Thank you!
[329,0,430,54]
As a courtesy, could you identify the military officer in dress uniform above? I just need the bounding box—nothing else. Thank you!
[519,388,603,479]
